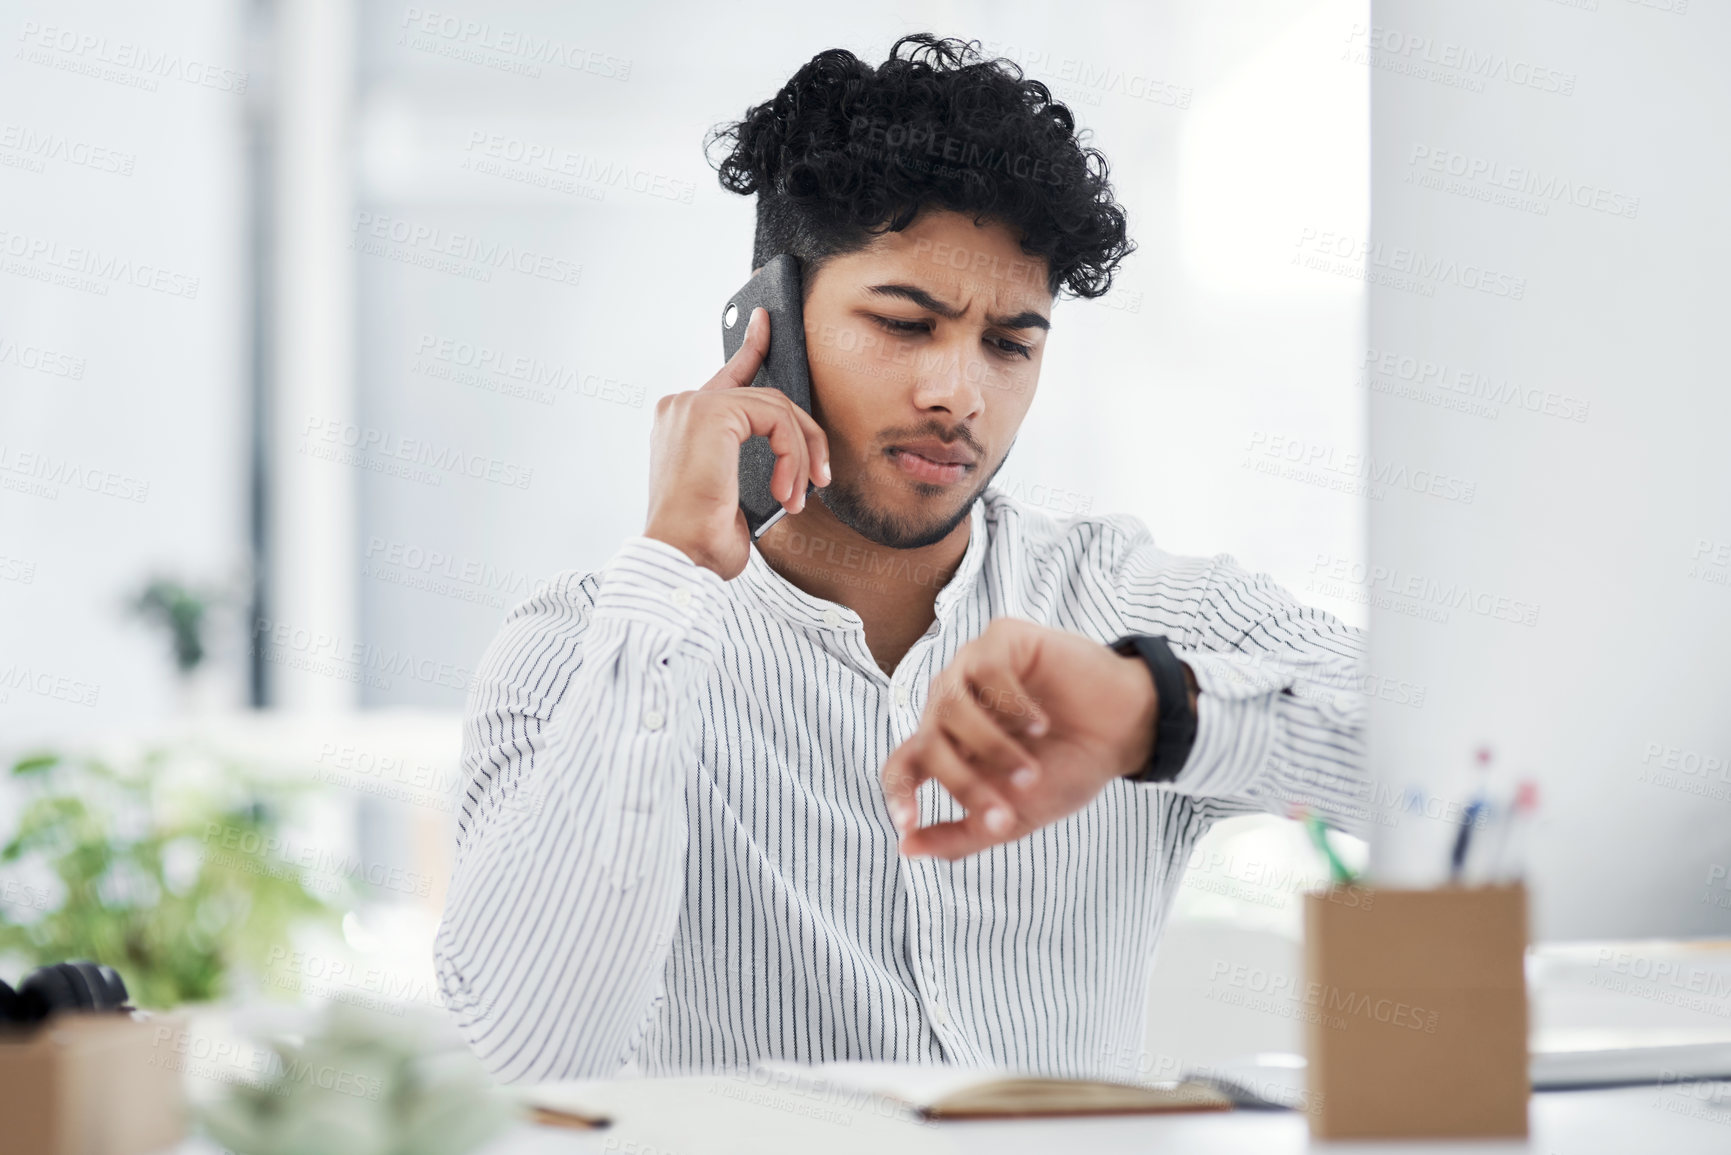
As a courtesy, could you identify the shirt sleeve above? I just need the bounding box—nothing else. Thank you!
[1106,528,1373,838]
[433,536,726,1082]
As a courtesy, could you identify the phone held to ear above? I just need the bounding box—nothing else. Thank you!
[720,253,817,538]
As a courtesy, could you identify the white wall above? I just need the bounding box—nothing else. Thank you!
[0,0,251,742]
[1366,0,1731,939]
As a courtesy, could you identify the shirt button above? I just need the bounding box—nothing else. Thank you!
[822,609,842,628]
[643,710,665,731]
[893,685,910,708]
[670,586,692,608]
[930,1001,951,1029]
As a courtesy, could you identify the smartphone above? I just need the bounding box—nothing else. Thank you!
[720,253,816,538]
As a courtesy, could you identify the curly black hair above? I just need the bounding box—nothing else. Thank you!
[704,33,1134,301]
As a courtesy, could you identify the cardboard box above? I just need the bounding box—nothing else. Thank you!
[1303,883,1529,1139]
[0,1013,184,1155]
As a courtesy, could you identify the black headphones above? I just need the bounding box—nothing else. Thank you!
[0,960,132,1026]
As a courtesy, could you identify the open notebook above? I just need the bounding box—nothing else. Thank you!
[748,1061,1255,1120]
[512,1057,1306,1127]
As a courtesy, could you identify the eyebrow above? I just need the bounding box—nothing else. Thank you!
[865,283,1051,332]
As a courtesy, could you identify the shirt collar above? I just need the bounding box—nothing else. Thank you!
[739,498,990,632]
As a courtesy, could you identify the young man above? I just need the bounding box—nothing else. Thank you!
[435,34,1369,1084]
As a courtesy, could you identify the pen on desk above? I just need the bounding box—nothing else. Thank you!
[527,1105,612,1130]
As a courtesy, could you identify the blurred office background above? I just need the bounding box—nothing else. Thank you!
[2,0,1726,1078]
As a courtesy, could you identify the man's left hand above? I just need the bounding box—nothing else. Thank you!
[880,618,1178,860]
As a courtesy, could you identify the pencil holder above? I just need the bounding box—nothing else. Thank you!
[1302,882,1529,1139]
[0,1013,185,1155]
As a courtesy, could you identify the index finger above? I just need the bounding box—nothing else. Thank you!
[701,306,770,392]
[880,734,929,834]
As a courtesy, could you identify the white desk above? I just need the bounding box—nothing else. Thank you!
[422,1074,1731,1155]
[161,938,1731,1153]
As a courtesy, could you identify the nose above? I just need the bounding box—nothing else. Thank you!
[908,340,986,420]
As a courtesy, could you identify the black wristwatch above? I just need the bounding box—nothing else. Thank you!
[1108,634,1198,783]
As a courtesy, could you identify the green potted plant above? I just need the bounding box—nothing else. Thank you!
[0,746,345,1009]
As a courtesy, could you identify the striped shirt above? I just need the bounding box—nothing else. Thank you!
[434,488,1370,1083]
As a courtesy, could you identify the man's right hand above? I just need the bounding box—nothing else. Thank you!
[644,307,831,580]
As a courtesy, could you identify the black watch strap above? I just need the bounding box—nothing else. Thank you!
[1108,633,1198,784]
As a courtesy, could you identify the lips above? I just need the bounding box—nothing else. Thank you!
[888,439,977,467]
[887,442,975,485]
